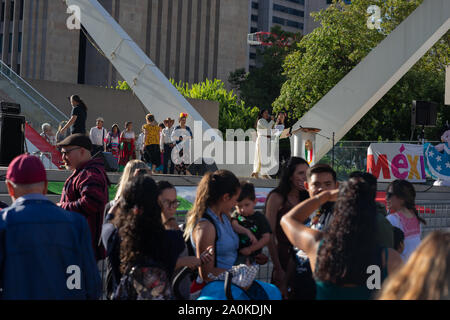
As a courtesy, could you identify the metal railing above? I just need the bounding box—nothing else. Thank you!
[319,141,440,181]
[0,59,68,128]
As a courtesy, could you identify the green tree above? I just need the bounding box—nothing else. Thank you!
[170,78,259,135]
[229,25,302,112]
[273,0,449,141]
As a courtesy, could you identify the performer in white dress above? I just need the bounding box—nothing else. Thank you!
[252,109,274,179]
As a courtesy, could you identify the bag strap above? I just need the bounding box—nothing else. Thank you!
[202,211,218,267]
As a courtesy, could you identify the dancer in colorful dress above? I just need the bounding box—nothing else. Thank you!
[106,124,121,164]
[119,122,136,172]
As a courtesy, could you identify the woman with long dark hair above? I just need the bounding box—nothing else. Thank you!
[385,180,426,261]
[105,124,121,163]
[183,170,241,296]
[281,178,403,300]
[264,157,309,295]
[57,95,88,136]
[118,121,136,172]
[113,175,185,299]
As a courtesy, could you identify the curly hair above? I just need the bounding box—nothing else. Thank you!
[113,175,165,273]
[315,177,378,286]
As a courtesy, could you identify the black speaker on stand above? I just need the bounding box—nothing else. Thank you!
[410,101,438,143]
[0,102,25,166]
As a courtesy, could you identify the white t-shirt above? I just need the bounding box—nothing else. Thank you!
[387,212,421,262]
[89,127,107,146]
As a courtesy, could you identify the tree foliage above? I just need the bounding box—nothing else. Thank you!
[169,78,259,135]
[273,0,449,141]
[229,25,303,112]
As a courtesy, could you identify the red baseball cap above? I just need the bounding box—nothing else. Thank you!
[6,154,47,185]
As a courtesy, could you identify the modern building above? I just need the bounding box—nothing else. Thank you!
[248,0,335,68]
[0,0,250,89]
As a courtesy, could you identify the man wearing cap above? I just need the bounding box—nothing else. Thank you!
[57,134,109,261]
[0,155,101,299]
[89,117,107,157]
[160,117,175,174]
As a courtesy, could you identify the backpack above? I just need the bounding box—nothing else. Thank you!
[184,211,218,267]
[112,257,174,300]
[104,225,121,300]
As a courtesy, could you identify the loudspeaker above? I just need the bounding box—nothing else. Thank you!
[187,158,218,176]
[411,101,438,127]
[100,151,119,172]
[0,113,25,166]
[0,101,21,115]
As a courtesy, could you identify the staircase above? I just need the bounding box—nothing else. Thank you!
[0,60,68,131]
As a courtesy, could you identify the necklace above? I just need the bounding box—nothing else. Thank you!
[310,209,323,227]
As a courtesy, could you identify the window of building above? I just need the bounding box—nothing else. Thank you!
[18,32,21,52]
[272,16,285,25]
[10,1,14,20]
[250,27,258,34]
[1,1,5,22]
[19,0,23,20]
[286,0,304,5]
[251,14,258,22]
[286,20,303,29]
[251,2,258,10]
[0,34,3,54]
[273,4,303,17]
[249,52,256,60]
[8,33,12,53]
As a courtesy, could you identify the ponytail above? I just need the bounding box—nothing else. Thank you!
[184,172,213,241]
[183,170,240,241]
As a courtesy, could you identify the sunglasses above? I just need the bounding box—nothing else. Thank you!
[61,147,81,156]
[162,200,180,209]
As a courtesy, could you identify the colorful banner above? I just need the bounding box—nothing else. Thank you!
[367,143,426,183]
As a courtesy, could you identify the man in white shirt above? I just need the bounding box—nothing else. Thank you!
[89,117,107,157]
[160,117,175,174]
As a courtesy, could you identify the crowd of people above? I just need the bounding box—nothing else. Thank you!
[0,143,448,300]
[37,94,194,175]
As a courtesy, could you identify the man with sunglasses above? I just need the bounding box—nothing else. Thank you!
[57,134,109,261]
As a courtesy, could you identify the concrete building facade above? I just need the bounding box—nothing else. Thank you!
[0,0,249,89]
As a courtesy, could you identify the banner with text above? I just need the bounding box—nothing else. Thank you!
[367,143,426,183]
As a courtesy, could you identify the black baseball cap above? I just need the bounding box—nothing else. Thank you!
[57,134,92,151]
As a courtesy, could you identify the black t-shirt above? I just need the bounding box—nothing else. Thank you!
[232,210,272,255]
[71,105,87,134]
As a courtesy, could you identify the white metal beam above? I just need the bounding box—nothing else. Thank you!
[292,0,450,160]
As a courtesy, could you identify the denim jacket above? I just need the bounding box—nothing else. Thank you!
[0,194,102,300]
